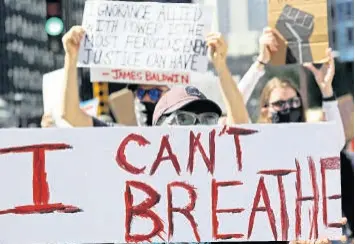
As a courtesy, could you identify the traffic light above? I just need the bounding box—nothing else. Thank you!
[93,83,110,116]
[45,0,64,53]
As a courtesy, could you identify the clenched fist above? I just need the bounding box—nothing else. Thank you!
[275,5,314,63]
[62,26,85,58]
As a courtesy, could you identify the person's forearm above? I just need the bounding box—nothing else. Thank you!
[217,62,250,124]
[59,55,92,127]
[238,61,266,104]
[323,100,346,151]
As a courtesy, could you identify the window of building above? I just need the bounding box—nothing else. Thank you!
[331,5,335,20]
[332,30,337,48]
[347,27,354,46]
[346,1,353,20]
[337,3,344,21]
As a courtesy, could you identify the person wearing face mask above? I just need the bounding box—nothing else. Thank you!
[258,77,306,124]
[232,27,345,152]
[256,48,345,151]
[127,84,169,126]
[58,25,249,127]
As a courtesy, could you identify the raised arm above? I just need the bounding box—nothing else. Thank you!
[207,33,249,124]
[59,26,93,127]
[304,48,346,151]
[238,27,279,103]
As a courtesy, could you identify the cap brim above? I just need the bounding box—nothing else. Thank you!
[164,98,222,117]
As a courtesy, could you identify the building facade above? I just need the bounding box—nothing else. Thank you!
[0,0,64,127]
[330,0,354,62]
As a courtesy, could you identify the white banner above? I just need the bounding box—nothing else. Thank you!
[90,68,190,85]
[0,124,342,243]
[78,1,213,72]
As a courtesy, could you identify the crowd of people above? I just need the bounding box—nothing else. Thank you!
[36,24,354,244]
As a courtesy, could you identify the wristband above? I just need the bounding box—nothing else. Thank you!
[322,94,337,102]
[257,59,268,66]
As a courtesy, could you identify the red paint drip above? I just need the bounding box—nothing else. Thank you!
[247,176,277,241]
[212,179,245,240]
[125,181,164,243]
[225,127,258,172]
[308,157,319,239]
[167,182,200,242]
[258,169,297,176]
[278,175,289,241]
[0,143,81,215]
[150,135,181,176]
[187,130,216,175]
[116,133,150,175]
[320,157,341,227]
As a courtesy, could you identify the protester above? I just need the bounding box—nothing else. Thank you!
[59,26,249,127]
[235,27,345,151]
[40,114,55,128]
[153,86,222,126]
[127,84,169,126]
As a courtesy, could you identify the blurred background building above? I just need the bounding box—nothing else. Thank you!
[0,0,353,127]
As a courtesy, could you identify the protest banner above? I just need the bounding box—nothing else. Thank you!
[90,68,190,85]
[0,123,343,243]
[42,68,64,115]
[42,69,72,128]
[78,1,213,72]
[80,98,99,117]
[268,0,329,65]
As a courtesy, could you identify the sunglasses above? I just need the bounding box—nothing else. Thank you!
[266,97,302,112]
[136,88,163,103]
[160,111,219,126]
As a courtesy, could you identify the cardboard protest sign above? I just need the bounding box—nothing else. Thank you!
[78,1,213,72]
[42,68,65,115]
[42,69,73,128]
[0,124,343,243]
[90,68,190,85]
[109,88,137,126]
[80,98,99,117]
[268,0,329,65]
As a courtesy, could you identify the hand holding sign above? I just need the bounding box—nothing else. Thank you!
[206,32,228,72]
[304,48,335,98]
[257,27,279,64]
[62,26,85,59]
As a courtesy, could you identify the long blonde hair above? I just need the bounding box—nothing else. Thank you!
[257,77,306,123]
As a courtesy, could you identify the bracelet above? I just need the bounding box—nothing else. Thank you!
[322,94,337,102]
[257,59,268,66]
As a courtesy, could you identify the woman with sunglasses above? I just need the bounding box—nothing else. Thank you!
[227,27,345,151]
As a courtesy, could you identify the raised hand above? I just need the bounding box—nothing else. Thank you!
[258,27,279,64]
[206,32,228,72]
[62,26,85,58]
[304,48,335,97]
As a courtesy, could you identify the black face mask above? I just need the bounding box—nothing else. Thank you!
[141,102,156,126]
[271,107,303,123]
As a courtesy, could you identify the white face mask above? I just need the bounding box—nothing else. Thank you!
[134,98,156,126]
